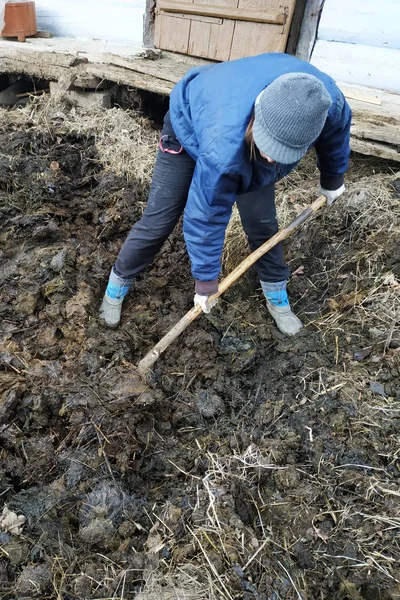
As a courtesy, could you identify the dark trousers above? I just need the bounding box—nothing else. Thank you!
[114,113,290,284]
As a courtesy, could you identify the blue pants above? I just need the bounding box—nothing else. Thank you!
[114,113,290,284]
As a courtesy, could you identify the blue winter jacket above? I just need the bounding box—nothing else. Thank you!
[169,52,352,285]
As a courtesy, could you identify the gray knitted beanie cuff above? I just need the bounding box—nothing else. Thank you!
[253,72,332,165]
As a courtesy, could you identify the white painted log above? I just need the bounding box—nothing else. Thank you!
[318,0,400,49]
[311,40,400,94]
[35,0,145,46]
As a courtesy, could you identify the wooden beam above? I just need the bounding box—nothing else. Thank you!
[295,0,323,61]
[144,0,156,47]
[86,63,174,95]
[351,122,400,147]
[286,0,307,55]
[351,138,400,162]
[156,0,285,25]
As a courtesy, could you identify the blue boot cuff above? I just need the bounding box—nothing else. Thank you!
[264,289,290,307]
[106,282,130,300]
[261,280,289,307]
[106,270,132,300]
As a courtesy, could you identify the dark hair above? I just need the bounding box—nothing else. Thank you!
[245,112,256,161]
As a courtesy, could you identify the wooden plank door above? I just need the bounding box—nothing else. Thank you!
[154,0,297,61]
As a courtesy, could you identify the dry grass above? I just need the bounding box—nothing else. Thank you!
[297,173,400,342]
[136,571,217,600]
[1,93,158,185]
[222,150,399,274]
[222,151,319,273]
[142,434,400,600]
[135,445,291,600]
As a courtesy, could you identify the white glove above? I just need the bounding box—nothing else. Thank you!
[194,293,218,314]
[319,184,345,207]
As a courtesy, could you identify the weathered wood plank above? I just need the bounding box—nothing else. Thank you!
[156,0,285,24]
[351,121,400,147]
[229,0,296,60]
[98,53,180,84]
[144,0,156,47]
[350,138,400,162]
[98,51,210,85]
[0,47,80,69]
[340,85,382,106]
[154,12,191,55]
[286,0,307,56]
[0,56,79,84]
[86,64,174,95]
[187,0,236,61]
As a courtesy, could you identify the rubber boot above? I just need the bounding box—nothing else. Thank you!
[261,280,303,336]
[99,269,132,328]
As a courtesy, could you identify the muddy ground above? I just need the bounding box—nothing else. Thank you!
[0,101,399,600]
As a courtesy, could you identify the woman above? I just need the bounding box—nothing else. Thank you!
[100,52,351,335]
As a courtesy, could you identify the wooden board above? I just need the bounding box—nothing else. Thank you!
[0,38,207,94]
[186,0,236,61]
[154,0,296,60]
[344,82,400,162]
[155,13,192,55]
[350,138,400,162]
[229,0,296,60]
[157,1,285,23]
[351,122,399,147]
[295,0,323,61]
[340,85,382,106]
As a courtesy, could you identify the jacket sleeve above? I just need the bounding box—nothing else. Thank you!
[183,153,241,289]
[314,92,352,190]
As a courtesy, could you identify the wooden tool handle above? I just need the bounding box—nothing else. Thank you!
[137,195,327,374]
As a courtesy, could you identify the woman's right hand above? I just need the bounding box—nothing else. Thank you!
[194,293,218,314]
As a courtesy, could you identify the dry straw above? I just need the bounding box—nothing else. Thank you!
[222,151,399,273]
[2,93,159,185]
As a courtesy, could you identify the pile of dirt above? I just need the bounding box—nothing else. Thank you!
[0,98,399,600]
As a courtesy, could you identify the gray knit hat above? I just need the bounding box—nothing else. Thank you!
[253,73,332,164]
